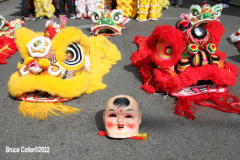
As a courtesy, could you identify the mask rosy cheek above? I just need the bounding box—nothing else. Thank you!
[127,122,136,129]
[106,121,114,128]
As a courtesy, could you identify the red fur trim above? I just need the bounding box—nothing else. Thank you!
[204,21,225,49]
[175,93,240,119]
[214,50,226,60]
[0,36,18,64]
[134,35,142,45]
[153,64,237,92]
[224,62,239,77]
[131,37,157,93]
[147,25,186,67]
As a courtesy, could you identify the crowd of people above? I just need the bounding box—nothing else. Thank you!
[170,0,231,9]
[22,0,79,22]
[21,0,232,22]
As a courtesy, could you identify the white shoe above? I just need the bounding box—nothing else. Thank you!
[222,4,229,8]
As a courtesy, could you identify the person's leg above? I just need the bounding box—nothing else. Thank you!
[65,0,74,13]
[22,0,30,17]
[175,0,183,7]
[171,0,177,6]
[59,0,66,14]
[222,0,230,8]
[225,0,231,5]
[178,0,183,5]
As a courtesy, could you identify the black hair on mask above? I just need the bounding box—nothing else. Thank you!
[113,97,130,108]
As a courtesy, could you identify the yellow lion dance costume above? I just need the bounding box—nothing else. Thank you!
[8,20,121,120]
[34,0,55,18]
[137,0,170,21]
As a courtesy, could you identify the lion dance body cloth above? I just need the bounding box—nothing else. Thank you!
[34,0,55,18]
[75,0,105,19]
[230,29,240,50]
[8,18,121,119]
[136,0,169,21]
[0,15,24,64]
[131,20,240,119]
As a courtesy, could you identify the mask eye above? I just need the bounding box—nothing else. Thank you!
[109,114,117,117]
[125,115,133,118]
[64,43,84,66]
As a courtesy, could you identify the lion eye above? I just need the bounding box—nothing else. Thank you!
[20,58,24,64]
[190,5,201,17]
[0,20,5,28]
[95,15,99,20]
[114,15,119,21]
[64,43,84,66]
[155,40,173,60]
[165,47,172,55]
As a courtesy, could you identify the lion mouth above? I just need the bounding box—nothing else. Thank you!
[171,80,227,97]
[18,90,72,103]
[92,25,121,36]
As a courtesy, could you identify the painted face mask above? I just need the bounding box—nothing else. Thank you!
[131,20,240,119]
[101,95,146,139]
[91,9,129,36]
[8,18,121,120]
[176,2,222,31]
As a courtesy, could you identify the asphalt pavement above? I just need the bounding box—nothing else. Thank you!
[1,0,240,159]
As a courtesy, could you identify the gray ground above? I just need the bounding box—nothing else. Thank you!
[1,0,240,159]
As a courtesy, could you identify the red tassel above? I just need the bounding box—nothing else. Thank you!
[174,97,196,119]
[175,93,240,119]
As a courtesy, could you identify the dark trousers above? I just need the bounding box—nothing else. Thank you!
[59,0,74,14]
[22,0,30,17]
[221,0,231,4]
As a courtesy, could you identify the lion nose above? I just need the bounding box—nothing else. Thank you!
[24,57,50,75]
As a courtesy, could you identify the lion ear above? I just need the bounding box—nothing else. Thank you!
[14,27,40,59]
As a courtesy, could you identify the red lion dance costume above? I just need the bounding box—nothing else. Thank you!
[131,20,240,119]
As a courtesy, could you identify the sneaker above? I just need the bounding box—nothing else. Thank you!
[23,15,36,22]
[59,13,66,18]
[222,4,229,8]
[70,13,76,19]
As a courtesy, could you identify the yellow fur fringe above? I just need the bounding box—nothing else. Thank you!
[19,101,81,120]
